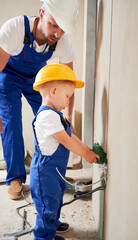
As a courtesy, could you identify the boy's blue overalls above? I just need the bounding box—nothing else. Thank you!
[0,16,57,185]
[30,106,71,240]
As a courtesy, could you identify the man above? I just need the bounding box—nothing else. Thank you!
[0,0,79,203]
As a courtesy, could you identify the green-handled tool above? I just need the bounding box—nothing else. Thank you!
[92,143,107,164]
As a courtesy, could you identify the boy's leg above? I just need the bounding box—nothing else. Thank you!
[30,164,61,239]
[55,183,70,233]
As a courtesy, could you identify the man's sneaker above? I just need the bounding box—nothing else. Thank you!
[53,235,65,240]
[8,178,23,200]
[56,223,69,233]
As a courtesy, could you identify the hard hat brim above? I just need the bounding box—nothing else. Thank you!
[33,77,84,91]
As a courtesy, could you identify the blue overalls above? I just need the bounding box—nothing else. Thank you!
[30,106,71,240]
[0,16,57,185]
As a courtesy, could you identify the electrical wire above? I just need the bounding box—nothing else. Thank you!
[62,185,106,207]
[56,167,75,186]
[5,168,107,238]
[15,191,33,229]
[56,167,107,187]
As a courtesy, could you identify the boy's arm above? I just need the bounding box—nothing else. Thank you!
[72,133,91,150]
[54,130,100,163]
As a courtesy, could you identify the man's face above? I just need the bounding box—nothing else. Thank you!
[40,10,64,45]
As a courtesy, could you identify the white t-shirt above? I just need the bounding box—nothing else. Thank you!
[0,15,76,63]
[34,109,64,155]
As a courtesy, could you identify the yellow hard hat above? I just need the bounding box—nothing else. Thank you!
[33,64,84,91]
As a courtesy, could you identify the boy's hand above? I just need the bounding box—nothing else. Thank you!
[0,117,3,133]
[85,150,100,164]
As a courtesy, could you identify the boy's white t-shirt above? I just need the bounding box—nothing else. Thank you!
[34,110,64,155]
[0,15,76,63]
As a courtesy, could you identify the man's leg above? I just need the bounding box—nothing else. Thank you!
[0,84,26,199]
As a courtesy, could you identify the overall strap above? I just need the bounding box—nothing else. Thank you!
[49,42,57,51]
[41,41,57,54]
[33,106,70,129]
[23,15,35,45]
[32,106,71,153]
[60,116,70,129]
[36,106,63,119]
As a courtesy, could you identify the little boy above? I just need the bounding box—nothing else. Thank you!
[30,64,100,240]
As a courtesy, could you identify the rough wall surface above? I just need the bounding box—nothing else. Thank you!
[93,0,138,239]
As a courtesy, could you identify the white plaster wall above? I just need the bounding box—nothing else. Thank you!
[0,0,84,153]
[92,1,112,238]
[93,0,138,239]
[105,0,138,239]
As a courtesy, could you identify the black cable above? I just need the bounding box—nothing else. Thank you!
[15,191,34,229]
[16,203,33,229]
[62,185,106,207]
[11,185,106,236]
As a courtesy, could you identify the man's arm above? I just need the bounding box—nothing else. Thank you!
[0,48,10,131]
[64,62,73,70]
[0,118,3,133]
[0,47,10,72]
[63,62,75,130]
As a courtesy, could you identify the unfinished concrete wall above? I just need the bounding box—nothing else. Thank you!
[93,0,138,239]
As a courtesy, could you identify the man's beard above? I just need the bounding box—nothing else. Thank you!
[42,32,58,45]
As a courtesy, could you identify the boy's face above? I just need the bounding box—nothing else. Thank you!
[52,81,75,111]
